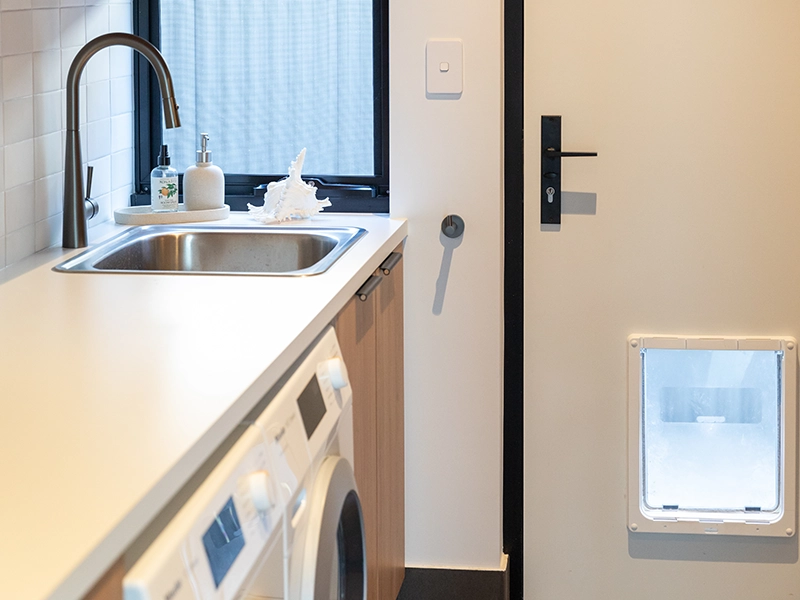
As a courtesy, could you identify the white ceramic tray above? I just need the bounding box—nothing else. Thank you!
[114,205,230,225]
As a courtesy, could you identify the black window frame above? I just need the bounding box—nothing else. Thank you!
[132,0,389,212]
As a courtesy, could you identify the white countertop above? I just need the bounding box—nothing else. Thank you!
[0,213,407,600]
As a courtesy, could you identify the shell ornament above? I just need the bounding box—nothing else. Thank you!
[247,148,332,223]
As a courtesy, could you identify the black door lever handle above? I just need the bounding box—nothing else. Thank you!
[541,116,598,225]
[544,148,597,158]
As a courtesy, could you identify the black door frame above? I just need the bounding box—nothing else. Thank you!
[503,0,524,596]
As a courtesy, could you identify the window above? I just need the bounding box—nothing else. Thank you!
[132,0,389,212]
[627,336,797,537]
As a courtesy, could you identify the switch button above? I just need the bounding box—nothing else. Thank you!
[426,39,463,96]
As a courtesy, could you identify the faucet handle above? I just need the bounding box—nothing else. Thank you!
[85,165,93,199]
[84,165,98,221]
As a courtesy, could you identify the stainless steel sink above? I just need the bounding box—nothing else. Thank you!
[54,225,366,275]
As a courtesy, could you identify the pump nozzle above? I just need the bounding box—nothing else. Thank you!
[197,133,212,163]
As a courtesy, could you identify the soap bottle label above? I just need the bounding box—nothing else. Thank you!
[151,176,179,212]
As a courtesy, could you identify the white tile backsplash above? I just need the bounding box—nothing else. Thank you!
[86,116,109,159]
[4,138,34,188]
[32,8,60,52]
[4,96,34,144]
[5,223,35,263]
[1,11,34,55]
[2,0,33,10]
[33,89,61,135]
[59,45,79,86]
[1,0,133,268]
[33,49,61,92]
[107,2,128,31]
[34,130,61,178]
[85,3,107,40]
[5,181,35,231]
[34,169,60,220]
[86,79,109,121]
[88,190,109,225]
[3,53,33,99]
[110,110,129,152]
[0,0,31,10]
[110,183,126,211]
[109,73,130,115]
[60,8,85,48]
[34,209,60,250]
[89,152,109,195]
[110,146,129,190]
[108,45,131,77]
[85,46,108,82]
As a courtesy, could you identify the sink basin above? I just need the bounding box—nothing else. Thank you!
[54,225,366,275]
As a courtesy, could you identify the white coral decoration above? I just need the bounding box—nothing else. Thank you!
[247,148,331,223]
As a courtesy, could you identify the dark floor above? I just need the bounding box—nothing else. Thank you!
[396,566,509,600]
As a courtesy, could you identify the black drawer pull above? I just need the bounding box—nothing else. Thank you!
[379,252,402,275]
[356,275,383,301]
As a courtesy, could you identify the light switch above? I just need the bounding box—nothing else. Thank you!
[426,39,463,96]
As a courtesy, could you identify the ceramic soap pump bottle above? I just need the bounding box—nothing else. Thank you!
[183,133,225,210]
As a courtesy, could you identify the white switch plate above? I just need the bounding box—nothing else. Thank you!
[426,39,463,97]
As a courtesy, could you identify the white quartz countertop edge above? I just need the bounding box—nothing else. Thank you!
[0,213,407,600]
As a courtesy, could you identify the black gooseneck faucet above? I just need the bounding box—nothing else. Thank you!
[63,33,181,248]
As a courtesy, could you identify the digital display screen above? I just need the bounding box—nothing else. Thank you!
[297,376,327,438]
[202,497,246,588]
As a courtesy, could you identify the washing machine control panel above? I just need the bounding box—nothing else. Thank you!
[123,327,352,600]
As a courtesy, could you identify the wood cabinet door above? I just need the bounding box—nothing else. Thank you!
[82,559,123,600]
[336,243,404,600]
[376,247,405,600]
[336,295,379,600]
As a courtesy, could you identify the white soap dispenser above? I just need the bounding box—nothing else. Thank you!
[183,133,225,210]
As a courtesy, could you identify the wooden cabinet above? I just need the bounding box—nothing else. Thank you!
[83,559,123,600]
[335,243,405,600]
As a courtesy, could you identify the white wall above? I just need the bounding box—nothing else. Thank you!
[0,0,134,269]
[390,0,505,569]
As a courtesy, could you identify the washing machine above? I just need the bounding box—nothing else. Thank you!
[123,326,366,600]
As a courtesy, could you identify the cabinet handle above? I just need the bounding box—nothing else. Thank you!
[379,252,402,275]
[356,275,383,301]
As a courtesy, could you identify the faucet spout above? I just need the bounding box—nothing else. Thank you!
[63,33,181,248]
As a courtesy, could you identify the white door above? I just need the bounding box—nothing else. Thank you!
[524,2,800,599]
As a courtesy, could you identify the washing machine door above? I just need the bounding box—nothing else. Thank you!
[292,455,365,600]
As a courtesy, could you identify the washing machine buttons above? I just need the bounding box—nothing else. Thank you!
[247,470,273,514]
[321,357,349,390]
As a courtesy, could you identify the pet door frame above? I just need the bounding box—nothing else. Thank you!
[627,335,797,537]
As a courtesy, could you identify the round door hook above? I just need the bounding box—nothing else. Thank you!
[441,214,465,238]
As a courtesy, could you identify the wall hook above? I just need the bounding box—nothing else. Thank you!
[441,214,465,238]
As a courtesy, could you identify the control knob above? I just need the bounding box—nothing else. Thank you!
[322,357,349,390]
[247,470,272,514]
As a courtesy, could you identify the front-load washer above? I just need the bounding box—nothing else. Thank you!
[123,326,365,600]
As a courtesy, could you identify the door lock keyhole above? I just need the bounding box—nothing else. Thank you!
[546,187,555,204]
